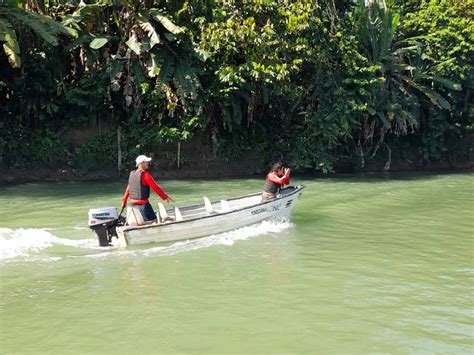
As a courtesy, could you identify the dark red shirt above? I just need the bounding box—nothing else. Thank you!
[122,170,169,205]
[266,172,290,186]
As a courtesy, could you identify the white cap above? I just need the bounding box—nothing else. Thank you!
[135,155,152,166]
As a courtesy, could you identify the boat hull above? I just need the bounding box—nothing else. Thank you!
[115,186,303,247]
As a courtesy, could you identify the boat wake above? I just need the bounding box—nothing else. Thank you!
[142,219,292,257]
[0,228,98,261]
[0,219,292,262]
[84,219,293,259]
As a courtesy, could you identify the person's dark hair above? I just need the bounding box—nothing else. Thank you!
[271,162,284,172]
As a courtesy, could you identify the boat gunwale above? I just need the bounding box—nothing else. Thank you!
[121,185,304,233]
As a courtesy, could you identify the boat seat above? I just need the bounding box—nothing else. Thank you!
[204,197,216,214]
[220,199,231,213]
[158,202,175,223]
[127,206,145,226]
[174,206,183,222]
[203,197,232,214]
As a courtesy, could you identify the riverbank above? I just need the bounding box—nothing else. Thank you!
[0,163,263,185]
[1,160,472,185]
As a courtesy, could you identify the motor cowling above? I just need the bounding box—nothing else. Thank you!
[88,207,118,226]
[88,207,124,246]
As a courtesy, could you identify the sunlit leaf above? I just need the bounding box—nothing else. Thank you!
[126,37,142,55]
[150,10,184,34]
[89,37,108,49]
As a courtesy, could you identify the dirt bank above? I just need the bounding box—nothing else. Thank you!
[1,160,471,186]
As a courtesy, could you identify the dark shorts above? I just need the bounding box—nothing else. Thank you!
[132,203,156,222]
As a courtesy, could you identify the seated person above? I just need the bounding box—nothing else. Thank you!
[262,163,290,201]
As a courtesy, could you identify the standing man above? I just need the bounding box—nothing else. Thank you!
[122,155,175,224]
[261,162,291,201]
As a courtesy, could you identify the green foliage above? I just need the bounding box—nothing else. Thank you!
[74,135,116,171]
[0,2,74,67]
[400,0,474,162]
[164,151,189,168]
[0,128,69,168]
[0,0,472,172]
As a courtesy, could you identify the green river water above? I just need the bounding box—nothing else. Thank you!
[0,173,473,354]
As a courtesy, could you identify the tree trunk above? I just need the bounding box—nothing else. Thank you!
[177,141,181,169]
[383,143,392,171]
[117,125,122,176]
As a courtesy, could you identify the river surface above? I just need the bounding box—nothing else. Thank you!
[0,173,473,354]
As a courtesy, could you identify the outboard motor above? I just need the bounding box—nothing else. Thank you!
[88,207,125,246]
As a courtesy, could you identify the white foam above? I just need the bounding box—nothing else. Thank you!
[0,228,98,261]
[82,220,292,260]
[1,219,293,262]
[141,219,292,257]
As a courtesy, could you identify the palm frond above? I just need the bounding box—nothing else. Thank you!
[28,11,76,37]
[174,58,200,100]
[8,10,75,46]
[158,52,176,84]
[138,14,160,49]
[0,18,21,67]
[418,75,462,91]
[149,9,184,35]
[379,10,398,59]
[401,76,451,110]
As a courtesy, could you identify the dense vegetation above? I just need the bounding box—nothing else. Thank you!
[1,0,472,174]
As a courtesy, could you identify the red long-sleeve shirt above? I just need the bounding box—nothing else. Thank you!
[266,172,290,186]
[122,170,169,206]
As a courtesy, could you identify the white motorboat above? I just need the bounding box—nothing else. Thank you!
[88,185,304,247]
